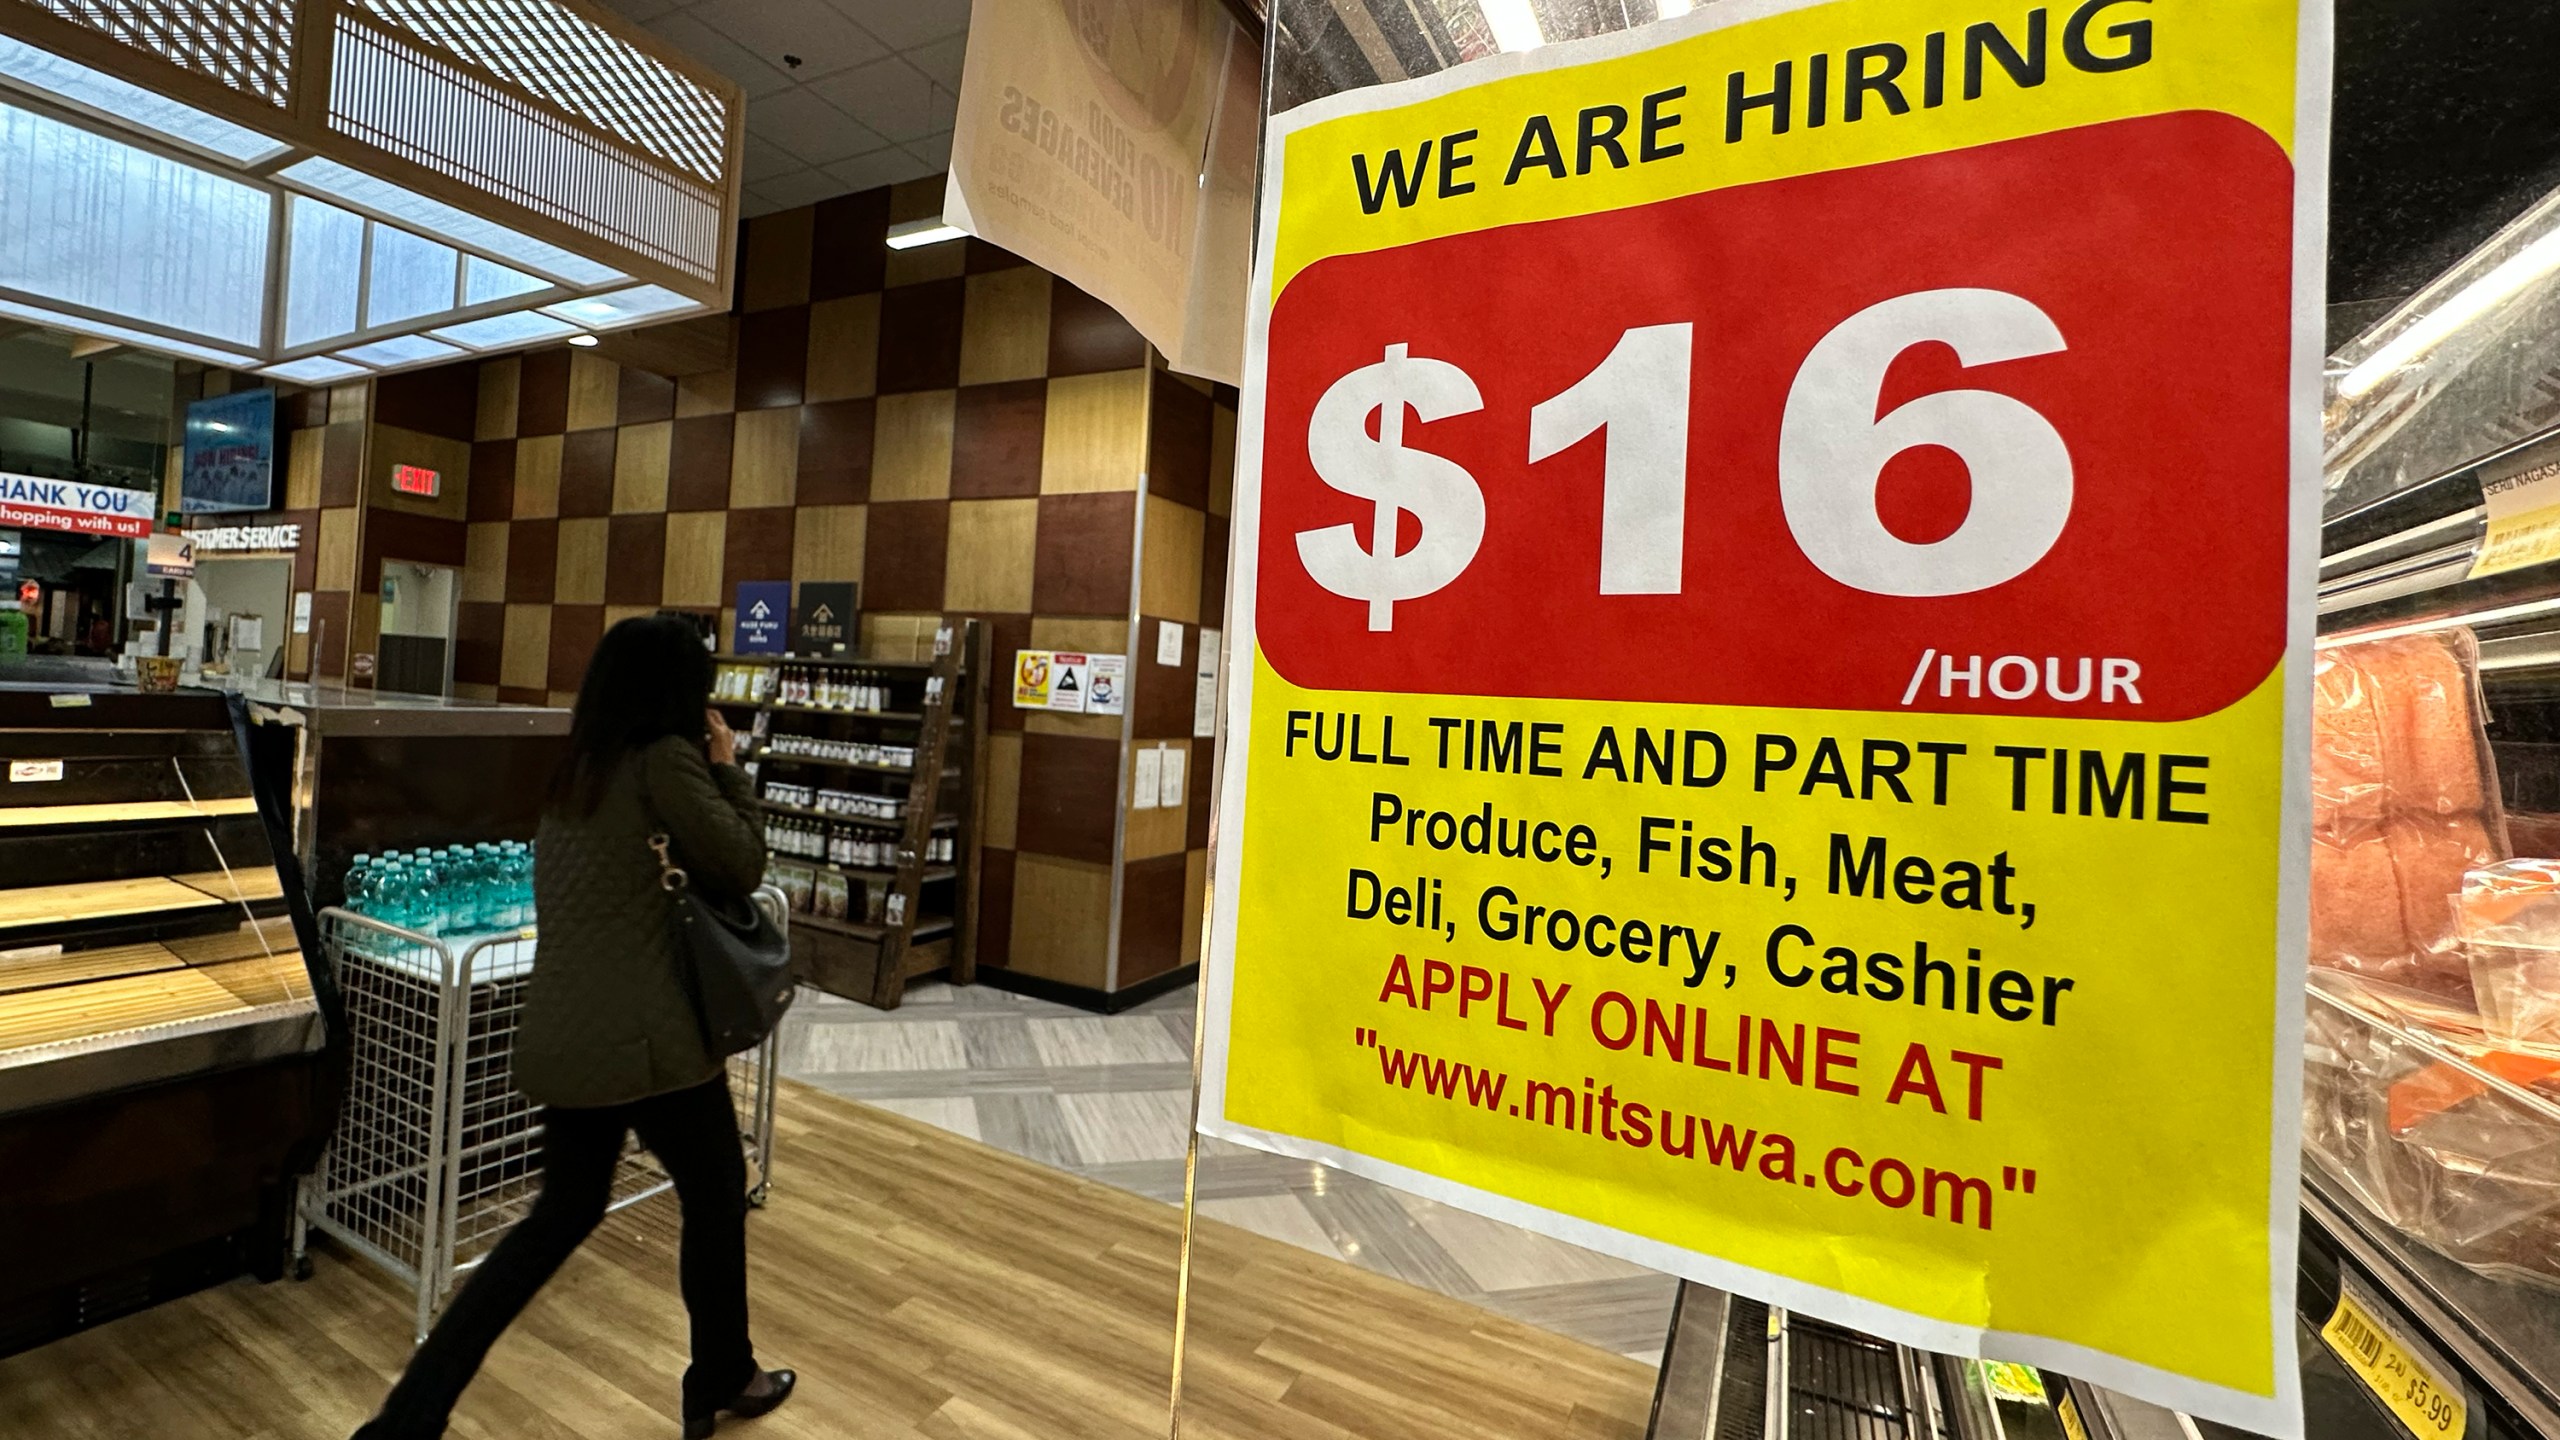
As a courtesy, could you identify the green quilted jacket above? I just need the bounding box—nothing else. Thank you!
[512,736,767,1109]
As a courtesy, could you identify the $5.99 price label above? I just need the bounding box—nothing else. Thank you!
[1201,0,2326,1435]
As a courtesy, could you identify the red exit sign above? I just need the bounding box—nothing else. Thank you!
[391,464,441,497]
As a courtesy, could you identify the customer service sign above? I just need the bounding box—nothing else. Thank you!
[1200,0,2326,1429]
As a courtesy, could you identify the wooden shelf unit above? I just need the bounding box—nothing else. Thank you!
[722,621,989,1010]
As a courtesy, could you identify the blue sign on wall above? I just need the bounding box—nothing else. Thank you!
[181,389,277,514]
[734,581,790,654]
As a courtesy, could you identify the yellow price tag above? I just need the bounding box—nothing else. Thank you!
[2321,1290,2466,1439]
[2056,1391,2091,1440]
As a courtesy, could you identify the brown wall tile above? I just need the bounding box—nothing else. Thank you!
[320,420,363,507]
[1033,492,1135,615]
[1139,495,1204,625]
[1048,283,1148,375]
[807,294,879,403]
[742,207,815,312]
[862,500,948,612]
[1208,403,1236,517]
[375,365,478,440]
[943,497,1038,614]
[737,307,809,411]
[517,350,570,436]
[1131,619,1196,740]
[455,599,504,686]
[619,366,676,426]
[730,407,800,508]
[1201,521,1230,625]
[1187,736,1215,850]
[871,390,954,502]
[612,420,672,513]
[1007,853,1109,986]
[973,846,1015,972]
[723,507,796,595]
[798,398,873,506]
[810,187,890,300]
[605,513,668,607]
[462,522,508,604]
[663,511,726,608]
[566,352,620,431]
[308,590,353,679]
[964,237,1028,273]
[791,505,865,586]
[513,434,563,518]
[1149,369,1213,511]
[1040,370,1147,493]
[316,508,358,592]
[676,355,737,418]
[980,731,1022,850]
[548,605,604,692]
[558,429,617,518]
[506,518,558,603]
[475,357,519,441]
[877,277,965,393]
[554,517,608,605]
[1015,732,1121,864]
[285,429,324,511]
[468,438,515,521]
[1122,741,1188,860]
[983,611,1034,731]
[952,380,1045,499]
[885,238,967,289]
[501,603,550,691]
[668,413,735,511]
[1118,851,1191,985]
[959,267,1051,386]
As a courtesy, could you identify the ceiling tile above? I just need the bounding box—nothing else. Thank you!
[906,131,953,170]
[760,167,853,211]
[929,86,957,132]
[689,0,886,80]
[741,134,805,183]
[646,12,795,98]
[741,183,792,218]
[827,0,970,53]
[751,87,892,166]
[906,33,968,90]
[824,148,935,194]
[808,56,940,143]
[597,0,682,21]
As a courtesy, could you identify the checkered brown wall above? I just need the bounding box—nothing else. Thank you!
[439,176,1233,1000]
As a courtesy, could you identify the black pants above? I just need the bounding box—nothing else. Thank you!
[356,1074,757,1437]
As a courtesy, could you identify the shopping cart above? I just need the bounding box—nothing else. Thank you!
[294,907,780,1341]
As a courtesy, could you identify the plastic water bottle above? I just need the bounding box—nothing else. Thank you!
[510,841,536,926]
[371,860,408,930]
[411,851,446,934]
[471,843,501,931]
[346,854,375,917]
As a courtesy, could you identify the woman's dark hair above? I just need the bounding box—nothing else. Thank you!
[549,613,713,816]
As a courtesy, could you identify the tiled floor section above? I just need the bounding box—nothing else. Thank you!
[773,979,1678,1362]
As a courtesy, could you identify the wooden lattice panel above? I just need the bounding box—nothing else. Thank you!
[355,0,728,186]
[326,6,727,286]
[10,0,296,106]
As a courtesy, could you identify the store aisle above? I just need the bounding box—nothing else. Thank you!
[775,981,1680,1362]
[0,1084,1650,1440]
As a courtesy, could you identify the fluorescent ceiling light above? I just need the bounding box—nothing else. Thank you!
[0,36,289,165]
[2339,226,2560,398]
[1655,0,1690,15]
[886,219,966,250]
[567,333,600,347]
[1479,0,1547,51]
[280,157,626,288]
[260,356,371,385]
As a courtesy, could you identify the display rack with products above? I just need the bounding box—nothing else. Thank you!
[711,619,988,1009]
[0,678,326,1358]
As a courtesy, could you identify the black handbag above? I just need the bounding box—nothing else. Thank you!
[645,801,795,1058]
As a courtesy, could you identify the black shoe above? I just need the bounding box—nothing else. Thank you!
[682,1369,795,1438]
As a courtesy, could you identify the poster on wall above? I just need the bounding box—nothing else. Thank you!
[180,389,277,515]
[734,581,791,655]
[1198,0,2327,1433]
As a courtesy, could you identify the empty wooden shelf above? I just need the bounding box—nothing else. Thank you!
[0,797,257,829]
[0,876,227,932]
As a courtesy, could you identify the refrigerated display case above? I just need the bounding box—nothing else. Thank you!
[0,669,328,1357]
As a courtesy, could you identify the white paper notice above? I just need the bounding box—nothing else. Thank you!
[233,616,264,653]
[1133,746,1163,810]
[1193,629,1221,738]
[1159,746,1186,808]
[292,592,313,635]
[1157,619,1185,666]
[1088,653,1128,716]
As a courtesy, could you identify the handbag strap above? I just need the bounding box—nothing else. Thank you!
[634,748,691,892]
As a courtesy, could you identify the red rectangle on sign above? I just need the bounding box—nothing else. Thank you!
[391,464,441,497]
[1256,111,2292,723]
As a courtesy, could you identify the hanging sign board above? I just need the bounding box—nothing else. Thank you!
[0,473,154,539]
[1199,1,2326,1433]
[733,581,791,655]
[794,582,858,654]
[144,532,197,580]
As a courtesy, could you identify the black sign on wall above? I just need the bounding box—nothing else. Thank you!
[795,582,858,655]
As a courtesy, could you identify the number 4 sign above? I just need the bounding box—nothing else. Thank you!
[1203,0,2329,1434]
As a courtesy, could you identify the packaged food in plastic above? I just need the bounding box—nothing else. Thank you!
[2308,628,2508,994]
[2303,972,2560,1286]
[2457,857,2560,1051]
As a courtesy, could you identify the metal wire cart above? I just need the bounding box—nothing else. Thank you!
[296,909,779,1340]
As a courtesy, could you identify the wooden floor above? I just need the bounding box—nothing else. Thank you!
[1,1081,1653,1440]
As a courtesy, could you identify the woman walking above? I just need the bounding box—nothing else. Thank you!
[355,614,794,1439]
